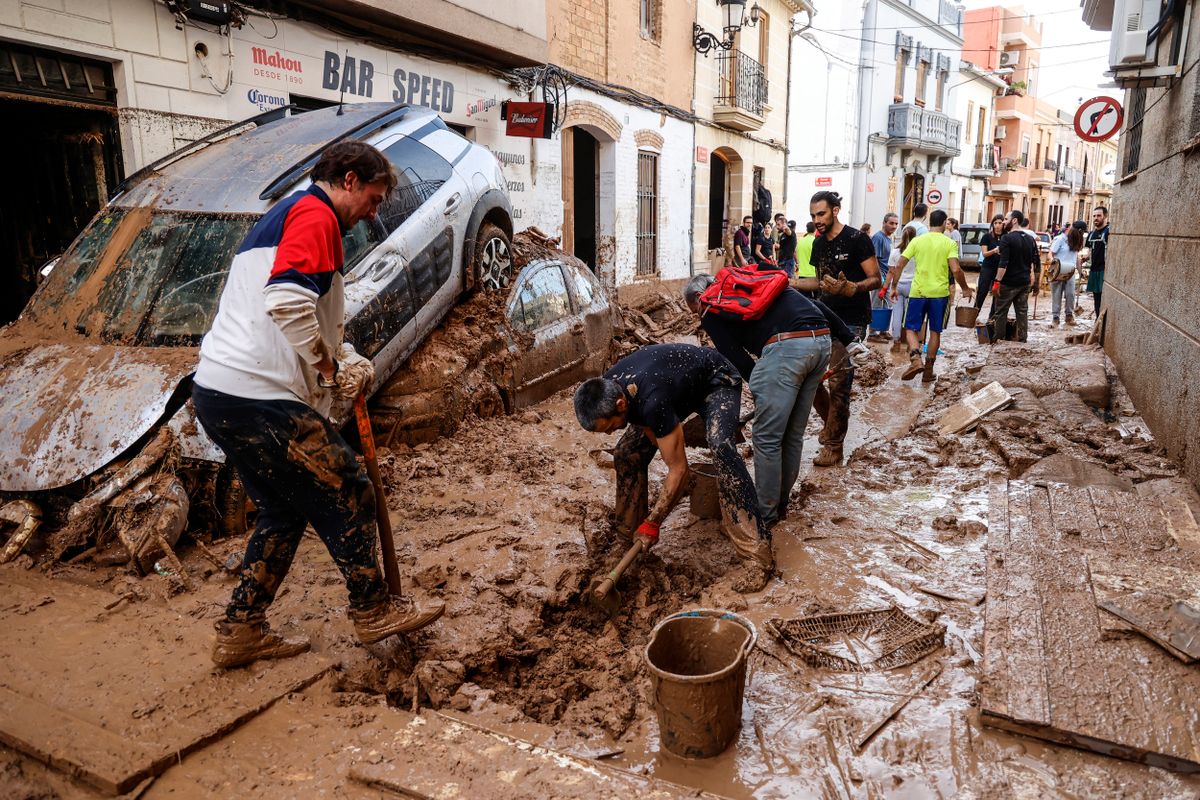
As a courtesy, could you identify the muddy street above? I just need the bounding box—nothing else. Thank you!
[4,298,1199,799]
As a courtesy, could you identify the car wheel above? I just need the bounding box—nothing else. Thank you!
[474,222,512,291]
[216,465,251,539]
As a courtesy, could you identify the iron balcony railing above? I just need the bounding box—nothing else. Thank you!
[974,144,997,171]
[716,50,768,117]
[1044,157,1058,171]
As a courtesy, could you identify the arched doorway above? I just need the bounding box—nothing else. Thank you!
[902,172,925,222]
[561,102,622,287]
[707,146,743,257]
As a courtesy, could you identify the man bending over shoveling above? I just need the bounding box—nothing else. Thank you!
[574,343,774,592]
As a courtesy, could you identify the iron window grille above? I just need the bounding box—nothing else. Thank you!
[636,152,659,276]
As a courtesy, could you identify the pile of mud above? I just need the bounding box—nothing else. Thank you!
[612,292,701,358]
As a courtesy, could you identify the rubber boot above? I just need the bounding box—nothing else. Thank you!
[1065,314,1076,326]
[351,594,446,644]
[922,355,937,383]
[901,350,924,380]
[212,620,310,669]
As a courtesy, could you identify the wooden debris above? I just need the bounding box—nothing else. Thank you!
[937,381,1013,436]
[854,661,942,752]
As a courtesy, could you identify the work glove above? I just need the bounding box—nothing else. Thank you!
[821,272,858,298]
[846,341,871,368]
[322,342,375,401]
[991,281,1001,295]
[635,520,660,548]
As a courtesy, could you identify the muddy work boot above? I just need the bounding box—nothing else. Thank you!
[212,620,310,669]
[812,444,843,468]
[351,594,446,644]
[729,560,773,593]
[901,350,924,380]
[1065,315,1076,326]
[922,355,937,383]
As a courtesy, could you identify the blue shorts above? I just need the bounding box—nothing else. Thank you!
[905,296,949,333]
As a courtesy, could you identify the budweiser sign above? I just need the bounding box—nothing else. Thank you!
[502,101,555,139]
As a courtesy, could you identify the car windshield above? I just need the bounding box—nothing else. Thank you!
[960,228,988,246]
[25,207,259,347]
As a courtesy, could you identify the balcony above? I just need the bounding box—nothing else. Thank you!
[972,144,998,177]
[713,50,767,132]
[1030,157,1056,186]
[886,103,962,157]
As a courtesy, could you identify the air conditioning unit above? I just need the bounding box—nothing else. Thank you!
[1110,0,1160,67]
[994,124,1008,140]
[999,50,1020,67]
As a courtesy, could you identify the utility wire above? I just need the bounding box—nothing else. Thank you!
[814,7,1080,34]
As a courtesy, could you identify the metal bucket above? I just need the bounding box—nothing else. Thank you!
[955,305,979,328]
[644,609,757,759]
[689,462,720,520]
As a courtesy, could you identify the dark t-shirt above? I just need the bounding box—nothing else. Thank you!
[998,230,1037,286]
[777,227,798,262]
[701,289,850,381]
[981,231,1001,271]
[811,225,876,325]
[1087,225,1109,271]
[753,224,774,261]
[733,227,752,262]
[603,343,740,438]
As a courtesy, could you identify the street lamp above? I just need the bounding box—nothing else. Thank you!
[694,0,762,55]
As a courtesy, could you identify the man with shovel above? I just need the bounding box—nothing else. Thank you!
[574,344,774,592]
[193,141,444,669]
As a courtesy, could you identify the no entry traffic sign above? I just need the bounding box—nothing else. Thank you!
[1074,96,1123,142]
[927,188,943,204]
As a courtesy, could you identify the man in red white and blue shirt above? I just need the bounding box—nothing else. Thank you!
[193,140,444,668]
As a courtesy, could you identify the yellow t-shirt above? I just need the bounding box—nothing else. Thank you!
[795,234,816,279]
[902,231,958,298]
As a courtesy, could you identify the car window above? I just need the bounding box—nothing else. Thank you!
[341,217,385,273]
[377,137,454,234]
[960,228,987,246]
[569,266,597,308]
[27,208,257,346]
[515,266,572,331]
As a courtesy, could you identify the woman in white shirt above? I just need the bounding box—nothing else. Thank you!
[1049,222,1085,325]
[888,226,920,346]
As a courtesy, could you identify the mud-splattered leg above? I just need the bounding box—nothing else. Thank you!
[817,325,864,452]
[612,426,657,536]
[702,385,774,569]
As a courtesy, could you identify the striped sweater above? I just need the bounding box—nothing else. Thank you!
[196,185,346,414]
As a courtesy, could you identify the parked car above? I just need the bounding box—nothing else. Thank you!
[1035,231,1052,253]
[370,256,617,445]
[957,223,991,270]
[0,102,515,569]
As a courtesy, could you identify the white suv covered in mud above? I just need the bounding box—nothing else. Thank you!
[0,102,513,570]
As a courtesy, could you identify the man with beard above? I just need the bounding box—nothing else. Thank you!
[988,209,1039,342]
[798,191,881,467]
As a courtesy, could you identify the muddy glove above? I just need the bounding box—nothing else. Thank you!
[845,341,871,368]
[820,273,843,295]
[635,520,660,548]
[324,342,374,400]
[825,271,858,298]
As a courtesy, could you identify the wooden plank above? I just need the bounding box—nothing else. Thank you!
[981,480,1200,772]
[937,381,1013,436]
[0,686,158,795]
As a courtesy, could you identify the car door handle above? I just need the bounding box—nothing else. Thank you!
[368,254,398,281]
[444,193,462,215]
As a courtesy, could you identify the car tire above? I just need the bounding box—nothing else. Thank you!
[216,465,251,539]
[473,222,512,291]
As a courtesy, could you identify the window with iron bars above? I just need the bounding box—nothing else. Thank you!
[636,152,658,276]
[1124,87,1147,176]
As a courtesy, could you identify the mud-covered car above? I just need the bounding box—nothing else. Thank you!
[370,255,617,445]
[0,102,514,570]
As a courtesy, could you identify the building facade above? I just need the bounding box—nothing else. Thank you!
[1080,0,1200,489]
[946,60,1006,224]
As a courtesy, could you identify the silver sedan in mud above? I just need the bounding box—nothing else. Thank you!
[0,102,515,570]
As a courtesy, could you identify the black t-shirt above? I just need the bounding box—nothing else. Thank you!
[603,343,740,438]
[1087,225,1109,271]
[753,224,774,261]
[981,231,1002,271]
[811,225,876,325]
[701,289,849,381]
[998,230,1038,286]
[778,227,798,262]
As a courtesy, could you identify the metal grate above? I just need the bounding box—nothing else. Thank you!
[1124,87,1147,176]
[716,50,768,116]
[0,41,116,106]
[636,151,658,276]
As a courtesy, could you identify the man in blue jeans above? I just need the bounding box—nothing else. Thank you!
[193,141,444,668]
[684,276,864,527]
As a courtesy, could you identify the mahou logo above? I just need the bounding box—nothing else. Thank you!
[251,47,302,74]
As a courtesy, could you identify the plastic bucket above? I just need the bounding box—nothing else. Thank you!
[975,323,992,345]
[689,462,720,520]
[871,307,892,331]
[955,305,979,328]
[644,609,757,759]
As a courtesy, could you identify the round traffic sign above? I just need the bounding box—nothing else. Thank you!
[927,189,943,204]
[1074,96,1123,142]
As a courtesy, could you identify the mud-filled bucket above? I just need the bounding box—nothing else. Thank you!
[644,609,757,759]
[870,307,892,331]
[689,462,720,520]
[955,305,979,328]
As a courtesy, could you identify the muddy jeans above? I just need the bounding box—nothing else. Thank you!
[990,284,1029,343]
[812,324,866,452]
[749,335,830,525]
[613,385,773,568]
[192,385,388,623]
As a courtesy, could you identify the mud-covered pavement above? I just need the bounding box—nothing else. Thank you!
[4,297,1200,799]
